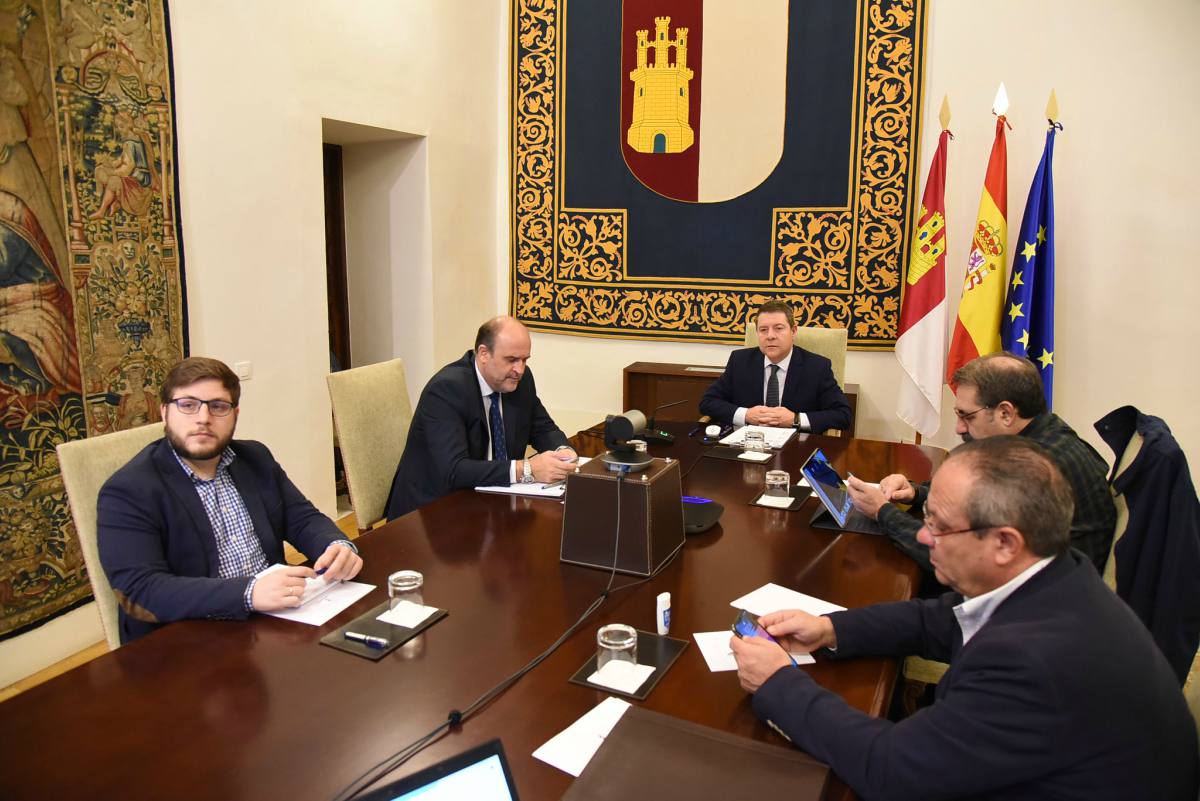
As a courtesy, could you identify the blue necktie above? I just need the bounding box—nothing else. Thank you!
[766,364,780,407]
[489,392,508,462]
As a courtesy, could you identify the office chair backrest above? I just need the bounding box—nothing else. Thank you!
[57,423,164,650]
[326,358,412,531]
[743,323,848,388]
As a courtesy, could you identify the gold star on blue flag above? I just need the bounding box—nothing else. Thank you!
[1001,124,1059,406]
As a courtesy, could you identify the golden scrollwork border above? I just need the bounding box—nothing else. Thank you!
[510,0,926,347]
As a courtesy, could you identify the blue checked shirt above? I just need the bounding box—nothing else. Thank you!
[172,448,358,612]
[173,448,268,611]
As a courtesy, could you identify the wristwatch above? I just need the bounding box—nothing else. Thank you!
[794,411,803,428]
[521,458,535,484]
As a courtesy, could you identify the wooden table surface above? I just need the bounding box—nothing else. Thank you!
[0,424,944,800]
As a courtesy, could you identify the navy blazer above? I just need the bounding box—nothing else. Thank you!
[699,346,851,432]
[97,438,346,643]
[385,352,569,520]
[752,552,1198,801]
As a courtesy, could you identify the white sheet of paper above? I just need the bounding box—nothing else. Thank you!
[260,580,374,626]
[693,630,815,672]
[474,457,592,498]
[755,494,795,509]
[474,482,565,498]
[720,425,796,449]
[376,600,438,628]
[730,582,846,618]
[586,660,655,693]
[737,451,772,463]
[796,476,810,488]
[533,696,631,777]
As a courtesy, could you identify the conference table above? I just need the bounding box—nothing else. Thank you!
[0,423,945,800]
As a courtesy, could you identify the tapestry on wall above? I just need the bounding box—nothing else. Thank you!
[510,0,928,347]
[0,0,186,639]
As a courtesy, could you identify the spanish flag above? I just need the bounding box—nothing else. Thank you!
[946,115,1008,384]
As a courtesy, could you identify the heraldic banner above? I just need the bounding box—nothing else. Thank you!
[0,1,186,639]
[510,0,928,346]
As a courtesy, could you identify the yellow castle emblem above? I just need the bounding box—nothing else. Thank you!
[907,206,945,285]
[627,16,694,154]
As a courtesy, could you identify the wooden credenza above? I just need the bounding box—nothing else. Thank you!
[622,361,859,436]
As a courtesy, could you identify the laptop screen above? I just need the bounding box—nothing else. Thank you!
[800,448,853,527]
[359,740,519,801]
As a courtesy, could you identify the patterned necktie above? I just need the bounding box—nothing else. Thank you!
[489,392,508,462]
[766,364,780,407]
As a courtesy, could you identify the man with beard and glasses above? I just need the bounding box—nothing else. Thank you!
[98,357,362,643]
[846,353,1115,583]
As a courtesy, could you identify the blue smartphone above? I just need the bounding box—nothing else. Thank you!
[732,609,778,642]
[732,610,798,666]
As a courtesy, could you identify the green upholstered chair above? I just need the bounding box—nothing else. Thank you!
[56,422,164,651]
[743,323,849,389]
[326,358,412,532]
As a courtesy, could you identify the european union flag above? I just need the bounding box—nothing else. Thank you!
[1001,124,1060,406]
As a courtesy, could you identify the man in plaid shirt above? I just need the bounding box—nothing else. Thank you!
[847,353,1116,582]
[99,357,363,643]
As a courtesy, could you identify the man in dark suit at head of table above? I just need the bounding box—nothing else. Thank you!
[731,436,1198,801]
[385,315,576,520]
[698,299,851,434]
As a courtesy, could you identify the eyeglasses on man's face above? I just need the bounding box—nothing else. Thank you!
[168,397,236,417]
[921,513,1002,538]
[953,404,993,422]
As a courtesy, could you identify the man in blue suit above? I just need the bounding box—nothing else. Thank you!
[98,357,362,644]
[731,437,1197,801]
[385,316,575,520]
[699,300,851,433]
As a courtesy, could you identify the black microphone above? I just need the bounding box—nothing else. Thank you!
[642,398,687,444]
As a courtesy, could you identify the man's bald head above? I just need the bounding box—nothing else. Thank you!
[474,316,532,393]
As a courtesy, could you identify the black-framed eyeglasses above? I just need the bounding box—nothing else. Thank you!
[954,404,993,421]
[921,513,1002,538]
[168,397,236,417]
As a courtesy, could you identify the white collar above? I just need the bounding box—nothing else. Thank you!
[762,349,793,373]
[474,360,497,399]
[954,556,1053,645]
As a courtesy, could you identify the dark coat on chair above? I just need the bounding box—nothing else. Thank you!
[97,438,346,643]
[752,551,1199,801]
[698,346,851,432]
[1096,405,1200,684]
[385,351,568,520]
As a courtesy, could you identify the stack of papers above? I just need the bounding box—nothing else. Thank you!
[254,564,374,626]
[475,457,592,498]
[719,425,796,449]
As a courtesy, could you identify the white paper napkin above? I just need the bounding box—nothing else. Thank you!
[376,600,438,628]
[586,660,655,693]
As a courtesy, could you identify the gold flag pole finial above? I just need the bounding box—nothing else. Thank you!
[992,82,1009,116]
[939,95,951,130]
[1046,89,1059,124]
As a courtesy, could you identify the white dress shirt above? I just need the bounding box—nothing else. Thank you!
[733,351,811,429]
[953,556,1053,645]
[475,363,517,483]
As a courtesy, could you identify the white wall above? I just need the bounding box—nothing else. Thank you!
[522,0,1200,474]
[340,133,437,392]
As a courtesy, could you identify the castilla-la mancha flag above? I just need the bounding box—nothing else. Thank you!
[946,116,1008,385]
[896,129,951,437]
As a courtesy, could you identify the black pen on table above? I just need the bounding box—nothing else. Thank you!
[344,631,389,649]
